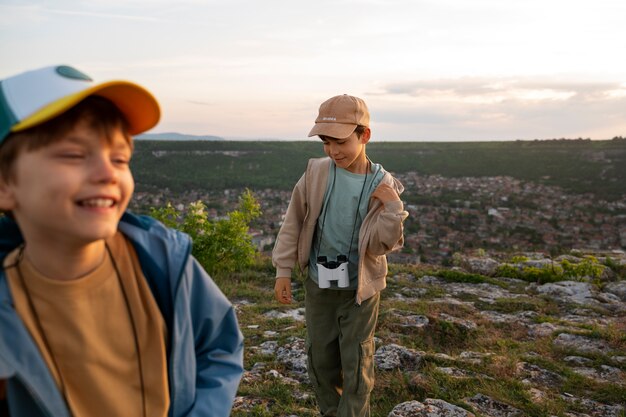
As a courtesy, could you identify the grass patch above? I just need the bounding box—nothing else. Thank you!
[419,320,481,353]
[233,380,317,417]
[371,370,423,415]
[474,296,545,313]
[436,269,488,284]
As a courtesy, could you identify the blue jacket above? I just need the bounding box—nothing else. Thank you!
[0,213,244,417]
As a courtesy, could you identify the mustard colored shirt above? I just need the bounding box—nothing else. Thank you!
[4,232,169,417]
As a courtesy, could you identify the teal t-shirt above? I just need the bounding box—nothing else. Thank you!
[309,161,385,290]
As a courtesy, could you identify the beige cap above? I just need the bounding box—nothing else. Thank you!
[308,94,369,138]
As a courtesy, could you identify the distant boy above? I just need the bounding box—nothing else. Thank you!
[0,65,244,417]
[273,94,408,416]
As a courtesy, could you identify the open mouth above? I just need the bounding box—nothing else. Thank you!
[77,198,116,208]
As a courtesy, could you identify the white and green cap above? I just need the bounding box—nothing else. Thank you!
[0,65,160,144]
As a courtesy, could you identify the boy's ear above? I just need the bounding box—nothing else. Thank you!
[0,177,16,211]
[360,127,371,144]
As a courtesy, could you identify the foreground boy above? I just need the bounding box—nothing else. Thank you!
[273,94,408,416]
[0,65,244,417]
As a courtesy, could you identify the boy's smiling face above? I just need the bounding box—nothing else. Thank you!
[320,128,371,174]
[0,119,134,249]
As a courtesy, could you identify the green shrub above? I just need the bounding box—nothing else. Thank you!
[150,189,261,276]
[495,264,561,284]
[561,257,603,281]
[495,256,606,284]
[520,266,562,284]
[510,255,529,263]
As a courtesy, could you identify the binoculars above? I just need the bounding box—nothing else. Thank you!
[317,255,349,288]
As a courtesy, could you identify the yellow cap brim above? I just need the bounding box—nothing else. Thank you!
[11,80,160,135]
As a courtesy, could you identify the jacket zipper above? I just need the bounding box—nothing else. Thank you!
[167,239,192,417]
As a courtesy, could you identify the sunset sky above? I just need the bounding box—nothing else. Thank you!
[1,0,625,141]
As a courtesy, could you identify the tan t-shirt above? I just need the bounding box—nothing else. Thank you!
[4,232,169,417]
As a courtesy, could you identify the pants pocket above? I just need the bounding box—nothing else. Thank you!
[356,338,375,394]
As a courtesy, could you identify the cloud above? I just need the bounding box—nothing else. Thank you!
[367,76,626,140]
[378,77,626,103]
[0,3,166,22]
[44,7,160,21]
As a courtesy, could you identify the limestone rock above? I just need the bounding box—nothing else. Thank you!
[516,362,564,387]
[463,256,500,276]
[571,365,624,384]
[396,287,429,299]
[611,355,626,365]
[436,367,481,379]
[560,395,624,417]
[443,282,521,303]
[534,281,595,305]
[388,399,474,417]
[604,281,626,302]
[375,344,424,371]
[459,351,495,365]
[263,308,306,322]
[259,340,278,355]
[438,313,477,331]
[465,393,524,417]
[563,356,593,366]
[419,275,445,285]
[553,333,612,355]
[275,337,308,380]
[389,309,430,328]
[232,396,270,413]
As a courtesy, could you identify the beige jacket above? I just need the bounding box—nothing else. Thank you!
[272,157,408,304]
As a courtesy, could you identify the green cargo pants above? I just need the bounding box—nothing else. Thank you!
[304,278,380,417]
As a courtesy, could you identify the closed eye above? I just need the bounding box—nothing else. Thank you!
[112,156,131,165]
[57,152,85,159]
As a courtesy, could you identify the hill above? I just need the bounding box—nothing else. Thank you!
[131,138,626,200]
[227,256,626,416]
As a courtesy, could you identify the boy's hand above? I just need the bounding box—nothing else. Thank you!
[274,277,292,304]
[372,183,400,204]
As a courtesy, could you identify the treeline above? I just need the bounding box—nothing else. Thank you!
[131,139,626,199]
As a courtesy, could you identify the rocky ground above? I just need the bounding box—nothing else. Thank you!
[229,253,626,417]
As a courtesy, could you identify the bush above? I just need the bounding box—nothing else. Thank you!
[560,257,604,281]
[150,189,261,276]
[495,256,605,284]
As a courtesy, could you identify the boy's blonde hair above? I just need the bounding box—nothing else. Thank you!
[0,96,131,183]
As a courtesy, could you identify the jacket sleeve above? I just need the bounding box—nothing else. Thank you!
[272,173,307,278]
[184,257,244,417]
[366,178,409,256]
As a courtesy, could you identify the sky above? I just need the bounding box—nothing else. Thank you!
[1,0,626,141]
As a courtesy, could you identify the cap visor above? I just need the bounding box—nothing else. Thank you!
[11,81,160,135]
[308,122,357,138]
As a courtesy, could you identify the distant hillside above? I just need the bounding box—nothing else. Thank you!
[131,138,626,199]
[135,132,224,141]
